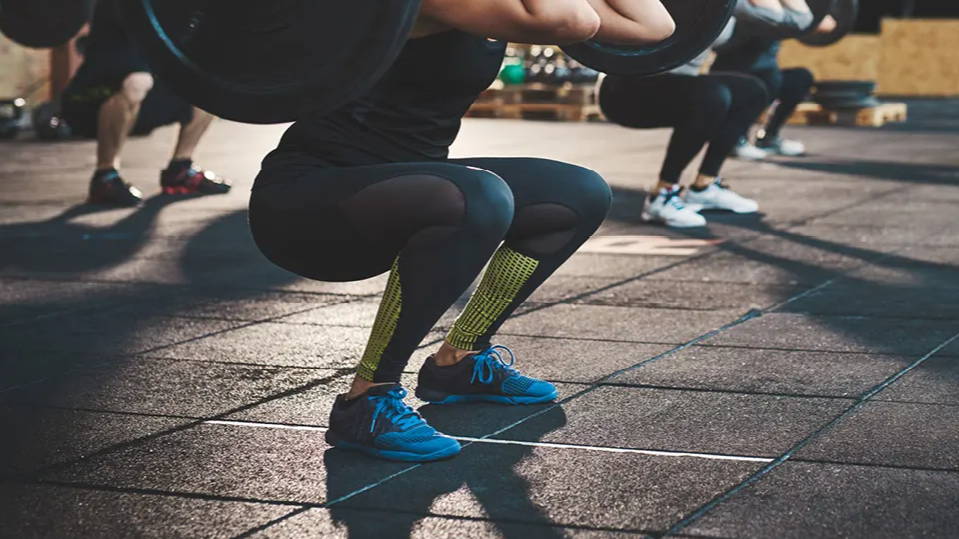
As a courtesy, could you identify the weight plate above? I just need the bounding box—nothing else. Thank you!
[800,0,858,47]
[561,0,737,76]
[116,0,421,124]
[814,95,880,109]
[0,0,95,48]
[815,79,876,96]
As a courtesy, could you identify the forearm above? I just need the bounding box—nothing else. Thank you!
[586,0,675,45]
[421,0,601,44]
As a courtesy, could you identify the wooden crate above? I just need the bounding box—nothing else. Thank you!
[467,82,604,122]
[786,102,908,127]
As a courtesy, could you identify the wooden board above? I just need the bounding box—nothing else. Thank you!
[786,102,908,127]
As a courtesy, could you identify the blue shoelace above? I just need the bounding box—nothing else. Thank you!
[470,345,519,385]
[368,387,424,434]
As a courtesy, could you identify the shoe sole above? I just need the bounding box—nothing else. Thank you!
[161,185,231,195]
[324,431,461,462]
[642,209,706,228]
[415,387,558,405]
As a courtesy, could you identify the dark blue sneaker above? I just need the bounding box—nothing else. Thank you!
[415,345,558,405]
[325,384,461,462]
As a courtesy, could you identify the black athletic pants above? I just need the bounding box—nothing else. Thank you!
[249,156,611,382]
[599,72,769,183]
[750,67,815,139]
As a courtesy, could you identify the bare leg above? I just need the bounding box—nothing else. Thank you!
[95,72,153,171]
[171,107,215,161]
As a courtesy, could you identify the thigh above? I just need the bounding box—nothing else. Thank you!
[249,159,498,281]
[707,72,770,108]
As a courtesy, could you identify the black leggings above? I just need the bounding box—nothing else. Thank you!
[599,72,769,183]
[750,67,814,139]
[249,157,611,382]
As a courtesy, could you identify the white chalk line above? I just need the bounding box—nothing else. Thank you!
[203,419,773,464]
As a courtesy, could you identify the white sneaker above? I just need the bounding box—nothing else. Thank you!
[757,136,805,157]
[684,179,759,214]
[641,185,707,228]
[731,139,768,161]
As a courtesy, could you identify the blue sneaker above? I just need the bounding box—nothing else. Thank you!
[325,384,461,462]
[415,345,558,405]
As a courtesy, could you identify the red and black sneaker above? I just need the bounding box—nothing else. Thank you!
[88,169,144,207]
[160,165,232,195]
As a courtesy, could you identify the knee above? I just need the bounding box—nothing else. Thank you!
[699,83,733,128]
[745,79,771,110]
[554,164,612,227]
[120,72,154,105]
[791,68,815,89]
[453,168,515,239]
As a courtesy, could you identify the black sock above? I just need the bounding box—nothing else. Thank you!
[690,183,709,192]
[92,168,119,182]
[166,158,192,174]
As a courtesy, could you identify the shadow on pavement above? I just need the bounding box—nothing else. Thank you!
[324,406,568,538]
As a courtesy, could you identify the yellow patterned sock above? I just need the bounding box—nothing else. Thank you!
[445,246,539,351]
[357,257,402,381]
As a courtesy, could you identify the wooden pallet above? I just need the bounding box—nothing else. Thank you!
[467,83,605,122]
[786,102,908,127]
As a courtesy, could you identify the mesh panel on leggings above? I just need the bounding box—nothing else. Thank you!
[445,246,539,350]
[357,257,402,381]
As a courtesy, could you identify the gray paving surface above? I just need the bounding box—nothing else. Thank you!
[1,100,958,537]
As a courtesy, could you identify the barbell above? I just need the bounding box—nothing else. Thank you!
[0,0,855,125]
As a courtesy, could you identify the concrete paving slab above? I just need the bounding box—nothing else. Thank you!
[684,461,959,538]
[795,401,959,470]
[336,442,760,534]
[157,321,372,369]
[107,290,345,322]
[0,482,293,538]
[701,313,959,355]
[787,222,959,248]
[608,346,908,398]
[0,406,184,474]
[0,312,240,356]
[280,299,461,329]
[0,278,146,325]
[2,357,323,417]
[496,304,739,344]
[568,279,803,311]
[249,507,651,539]
[878,354,959,404]
[42,422,409,504]
[779,282,959,319]
[645,236,874,286]
[500,387,850,457]
[554,252,682,279]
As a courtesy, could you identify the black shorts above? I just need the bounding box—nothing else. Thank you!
[62,72,193,139]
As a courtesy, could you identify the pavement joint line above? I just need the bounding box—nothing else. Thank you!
[319,234,919,514]
[8,478,308,509]
[787,457,959,475]
[28,369,356,478]
[233,506,313,539]
[661,328,959,537]
[594,382,862,402]
[203,419,774,464]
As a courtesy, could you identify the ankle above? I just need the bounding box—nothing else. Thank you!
[345,377,389,400]
[692,174,716,190]
[651,181,676,199]
[434,341,476,367]
[166,158,192,173]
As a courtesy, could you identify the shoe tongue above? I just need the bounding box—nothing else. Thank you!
[366,383,403,397]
